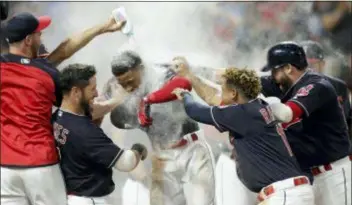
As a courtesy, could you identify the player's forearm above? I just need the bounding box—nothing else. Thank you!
[182,93,214,125]
[46,22,109,66]
[91,98,123,120]
[188,73,221,106]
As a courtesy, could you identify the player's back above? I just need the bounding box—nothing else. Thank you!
[0,53,61,167]
[212,99,304,192]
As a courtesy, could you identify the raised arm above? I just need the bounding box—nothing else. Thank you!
[47,17,125,66]
[171,57,222,106]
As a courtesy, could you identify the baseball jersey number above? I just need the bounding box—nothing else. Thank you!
[53,122,69,145]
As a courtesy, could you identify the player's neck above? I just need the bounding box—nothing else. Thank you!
[60,100,85,116]
[9,45,34,58]
[235,95,249,104]
[291,70,307,85]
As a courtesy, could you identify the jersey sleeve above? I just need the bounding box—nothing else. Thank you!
[210,105,248,136]
[83,124,124,168]
[288,82,335,117]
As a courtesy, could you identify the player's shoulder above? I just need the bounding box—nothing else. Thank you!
[322,74,347,89]
[0,54,7,62]
[215,100,261,115]
[55,110,97,134]
[300,70,334,90]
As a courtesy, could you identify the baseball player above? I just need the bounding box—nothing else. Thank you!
[300,40,351,132]
[172,58,264,205]
[53,63,147,205]
[105,51,216,205]
[1,12,126,205]
[172,67,315,205]
[188,43,351,205]
[261,41,351,205]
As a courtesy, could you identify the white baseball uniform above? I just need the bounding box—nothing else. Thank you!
[312,155,351,205]
[258,176,315,205]
[1,164,66,205]
[150,129,216,205]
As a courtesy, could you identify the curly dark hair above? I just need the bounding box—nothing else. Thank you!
[222,67,262,100]
[60,63,96,95]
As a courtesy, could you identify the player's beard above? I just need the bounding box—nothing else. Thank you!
[79,92,93,118]
[279,73,293,93]
[31,43,40,58]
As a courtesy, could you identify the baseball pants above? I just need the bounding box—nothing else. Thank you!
[258,176,315,205]
[151,129,216,205]
[215,154,257,205]
[1,164,66,205]
[312,155,351,205]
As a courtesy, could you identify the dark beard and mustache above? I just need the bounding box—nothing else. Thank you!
[272,72,293,94]
[279,77,293,93]
[79,92,93,119]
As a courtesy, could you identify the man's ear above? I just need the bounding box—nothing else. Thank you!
[24,35,32,46]
[231,89,238,101]
[284,64,293,75]
[71,87,81,99]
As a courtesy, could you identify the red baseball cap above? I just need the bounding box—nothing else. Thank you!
[5,12,51,43]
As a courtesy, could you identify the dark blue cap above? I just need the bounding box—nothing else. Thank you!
[5,12,51,43]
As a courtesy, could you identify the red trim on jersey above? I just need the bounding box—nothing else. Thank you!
[281,101,303,128]
[286,101,303,119]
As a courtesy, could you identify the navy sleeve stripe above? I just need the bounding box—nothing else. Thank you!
[288,99,310,117]
[108,149,124,168]
[210,106,225,132]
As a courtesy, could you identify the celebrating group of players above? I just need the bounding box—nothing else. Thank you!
[1,5,351,205]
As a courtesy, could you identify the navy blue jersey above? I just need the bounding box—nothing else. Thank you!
[261,73,351,131]
[182,94,304,192]
[323,75,351,131]
[280,71,350,167]
[53,109,124,197]
[261,72,351,168]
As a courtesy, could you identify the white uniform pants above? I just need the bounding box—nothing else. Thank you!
[313,155,351,205]
[258,176,315,205]
[215,154,257,205]
[151,130,216,205]
[1,164,66,205]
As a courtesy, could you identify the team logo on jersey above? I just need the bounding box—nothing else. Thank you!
[20,58,30,64]
[294,84,314,98]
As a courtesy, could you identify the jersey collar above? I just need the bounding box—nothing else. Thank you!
[282,69,310,99]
